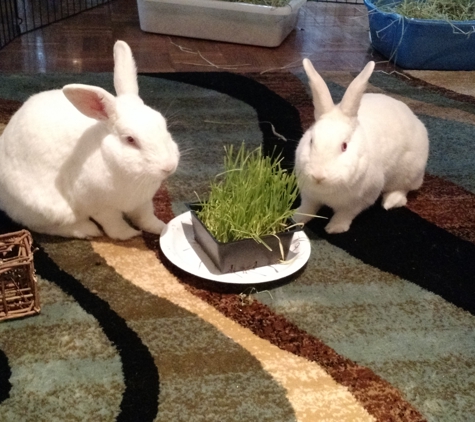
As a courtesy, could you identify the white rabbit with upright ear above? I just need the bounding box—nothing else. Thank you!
[0,40,179,240]
[294,59,429,234]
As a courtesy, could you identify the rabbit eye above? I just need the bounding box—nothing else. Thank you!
[341,142,347,152]
[126,136,138,147]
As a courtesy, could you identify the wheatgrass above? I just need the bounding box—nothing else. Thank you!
[196,144,299,244]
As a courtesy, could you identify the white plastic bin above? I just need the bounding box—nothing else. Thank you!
[136,0,306,47]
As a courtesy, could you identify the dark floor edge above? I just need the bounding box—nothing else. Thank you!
[0,348,11,404]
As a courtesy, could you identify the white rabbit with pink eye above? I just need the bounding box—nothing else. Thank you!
[294,58,429,234]
[0,40,179,240]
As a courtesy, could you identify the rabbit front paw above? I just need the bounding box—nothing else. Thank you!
[97,218,140,240]
[382,191,408,210]
[325,211,355,234]
[106,224,142,240]
[128,203,166,235]
[325,220,351,234]
[138,217,166,235]
[42,220,103,239]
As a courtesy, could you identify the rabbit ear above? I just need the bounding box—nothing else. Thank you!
[339,61,375,118]
[303,58,334,119]
[113,40,139,96]
[63,84,117,121]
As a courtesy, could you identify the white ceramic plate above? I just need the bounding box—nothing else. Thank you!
[160,211,311,284]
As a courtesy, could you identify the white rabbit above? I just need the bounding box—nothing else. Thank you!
[294,59,429,234]
[0,40,179,240]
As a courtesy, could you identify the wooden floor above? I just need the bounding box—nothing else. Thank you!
[0,0,390,74]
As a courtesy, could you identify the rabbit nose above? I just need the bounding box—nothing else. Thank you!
[161,160,177,174]
[312,174,326,184]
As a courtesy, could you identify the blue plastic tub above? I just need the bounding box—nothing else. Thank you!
[364,0,475,70]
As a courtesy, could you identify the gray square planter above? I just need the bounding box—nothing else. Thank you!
[187,203,301,274]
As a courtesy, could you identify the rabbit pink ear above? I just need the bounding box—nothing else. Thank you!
[303,58,334,118]
[339,61,375,118]
[63,84,116,121]
[113,40,139,96]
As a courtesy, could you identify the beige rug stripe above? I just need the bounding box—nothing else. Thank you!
[406,71,475,98]
[91,238,374,422]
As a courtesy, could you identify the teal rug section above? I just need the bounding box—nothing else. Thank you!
[258,236,475,422]
[0,277,124,421]
[421,115,475,193]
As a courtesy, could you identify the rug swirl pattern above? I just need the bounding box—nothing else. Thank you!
[0,70,474,422]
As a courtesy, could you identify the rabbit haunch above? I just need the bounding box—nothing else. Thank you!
[0,40,179,240]
[294,59,429,234]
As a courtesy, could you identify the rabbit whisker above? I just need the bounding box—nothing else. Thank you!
[163,108,182,122]
[177,147,194,158]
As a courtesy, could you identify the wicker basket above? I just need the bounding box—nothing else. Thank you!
[0,230,40,321]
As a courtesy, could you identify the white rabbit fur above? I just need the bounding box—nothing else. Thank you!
[0,40,179,240]
[294,59,429,234]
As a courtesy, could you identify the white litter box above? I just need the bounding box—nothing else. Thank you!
[136,0,307,47]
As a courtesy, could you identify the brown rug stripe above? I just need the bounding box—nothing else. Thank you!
[0,99,21,134]
[152,183,175,225]
[407,174,475,244]
[0,99,21,124]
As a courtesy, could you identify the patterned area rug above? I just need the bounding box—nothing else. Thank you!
[0,69,474,422]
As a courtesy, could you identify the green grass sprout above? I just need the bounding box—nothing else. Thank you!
[196,143,300,245]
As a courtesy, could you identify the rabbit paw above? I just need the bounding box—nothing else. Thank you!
[98,218,140,240]
[127,203,166,235]
[382,191,407,210]
[76,221,103,238]
[93,211,142,240]
[325,220,351,234]
[43,220,103,239]
[138,217,166,235]
[106,224,142,240]
[294,201,322,225]
[292,212,312,225]
[324,211,354,234]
